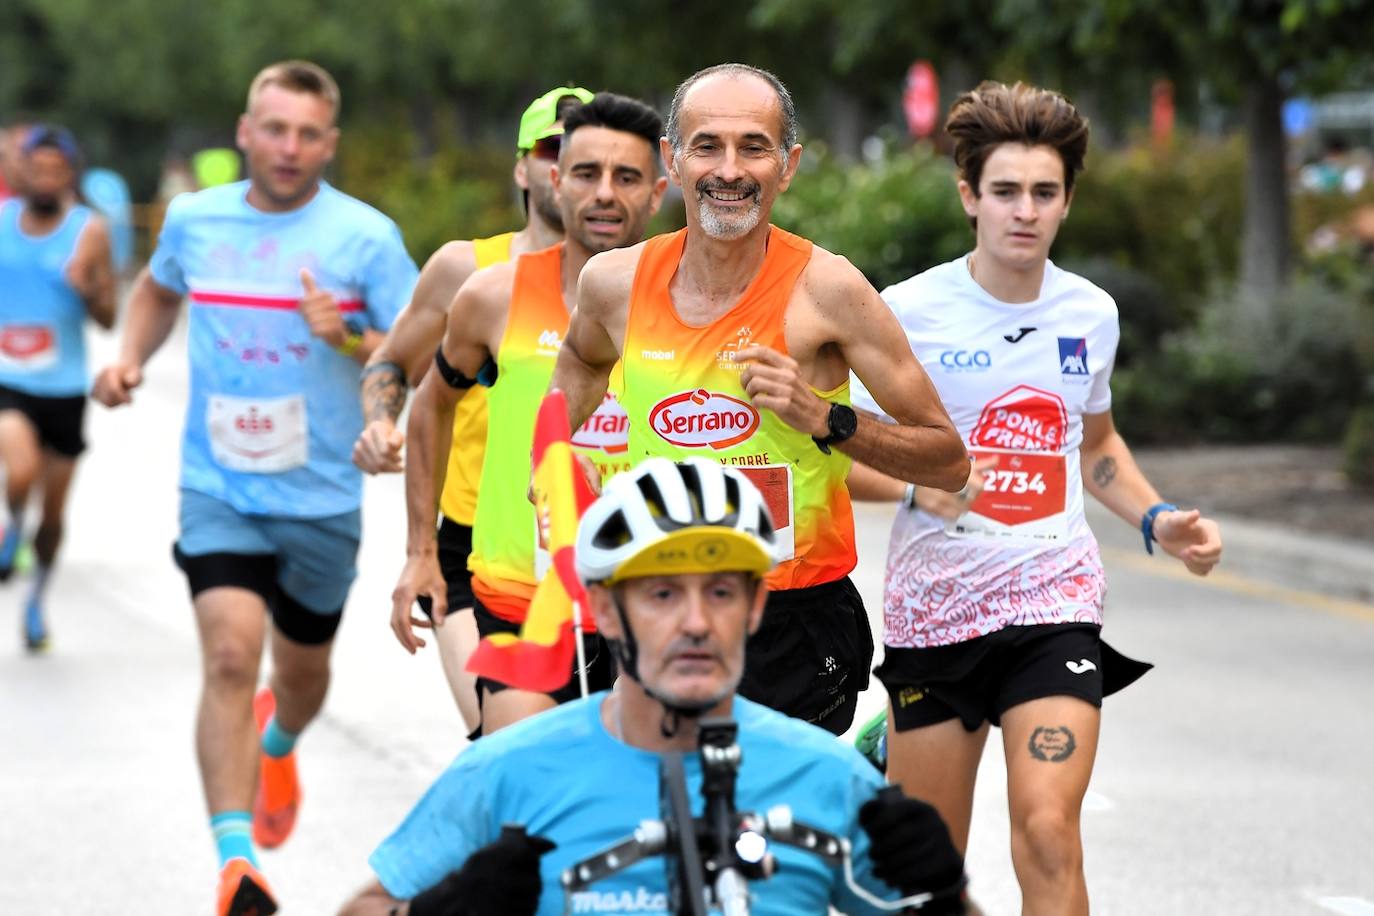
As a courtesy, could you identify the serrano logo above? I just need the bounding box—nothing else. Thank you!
[570,392,630,453]
[970,385,1067,452]
[649,388,759,450]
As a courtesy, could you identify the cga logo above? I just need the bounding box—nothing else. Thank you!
[940,350,992,371]
[649,388,759,450]
[1057,337,1089,376]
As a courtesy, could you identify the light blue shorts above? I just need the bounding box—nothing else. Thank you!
[176,487,361,614]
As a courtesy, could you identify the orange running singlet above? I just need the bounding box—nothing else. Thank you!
[618,226,857,591]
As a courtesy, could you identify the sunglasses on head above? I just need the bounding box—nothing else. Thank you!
[529,135,561,161]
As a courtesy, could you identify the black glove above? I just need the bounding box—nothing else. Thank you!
[858,786,967,912]
[408,825,557,916]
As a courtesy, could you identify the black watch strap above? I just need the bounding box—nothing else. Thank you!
[813,403,857,455]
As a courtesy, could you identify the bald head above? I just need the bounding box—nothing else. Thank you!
[666,63,797,155]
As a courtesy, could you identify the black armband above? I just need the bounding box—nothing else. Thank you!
[434,346,480,390]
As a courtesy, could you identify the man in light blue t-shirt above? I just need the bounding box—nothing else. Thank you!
[92,60,417,916]
[342,459,972,916]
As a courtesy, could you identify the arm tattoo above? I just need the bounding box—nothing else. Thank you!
[361,360,407,423]
[1091,455,1118,489]
[1028,726,1077,762]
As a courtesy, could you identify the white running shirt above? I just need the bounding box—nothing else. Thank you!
[852,255,1119,648]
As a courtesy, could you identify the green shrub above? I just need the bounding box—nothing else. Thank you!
[771,140,970,292]
[1112,278,1373,444]
[335,122,522,265]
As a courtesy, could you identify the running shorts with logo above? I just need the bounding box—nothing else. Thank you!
[853,255,1150,730]
[616,226,869,731]
[466,242,629,696]
[430,231,516,614]
[369,694,904,915]
[877,622,1151,732]
[149,181,417,619]
[0,200,96,456]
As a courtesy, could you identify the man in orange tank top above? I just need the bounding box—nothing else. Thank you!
[351,86,591,733]
[550,63,970,736]
[398,93,668,735]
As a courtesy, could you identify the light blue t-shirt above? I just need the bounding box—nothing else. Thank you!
[370,694,902,915]
[0,199,94,397]
[149,181,417,517]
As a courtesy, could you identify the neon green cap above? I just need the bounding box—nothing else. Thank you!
[517,85,595,153]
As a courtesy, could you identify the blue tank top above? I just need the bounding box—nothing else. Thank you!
[0,199,93,396]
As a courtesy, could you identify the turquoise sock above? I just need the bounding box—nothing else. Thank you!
[0,520,19,568]
[26,564,50,603]
[261,716,299,759]
[210,811,258,868]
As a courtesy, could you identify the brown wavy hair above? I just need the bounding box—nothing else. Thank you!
[945,81,1089,199]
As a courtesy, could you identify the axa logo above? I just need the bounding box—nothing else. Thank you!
[537,328,563,354]
[1057,337,1089,376]
[649,388,759,450]
[939,349,992,371]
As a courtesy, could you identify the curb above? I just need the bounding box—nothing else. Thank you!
[1086,504,1374,607]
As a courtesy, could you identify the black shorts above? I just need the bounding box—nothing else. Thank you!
[0,383,86,457]
[172,546,343,646]
[739,576,874,736]
[416,516,475,619]
[472,597,615,704]
[876,623,1153,733]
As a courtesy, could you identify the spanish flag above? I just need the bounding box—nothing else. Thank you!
[467,390,598,693]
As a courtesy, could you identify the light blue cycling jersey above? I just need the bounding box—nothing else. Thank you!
[149,181,417,517]
[0,199,94,397]
[370,693,903,915]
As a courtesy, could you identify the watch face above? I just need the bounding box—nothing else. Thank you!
[831,403,858,439]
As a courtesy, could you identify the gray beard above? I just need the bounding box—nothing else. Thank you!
[696,194,762,241]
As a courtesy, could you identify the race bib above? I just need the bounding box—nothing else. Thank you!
[946,447,1068,544]
[206,394,308,474]
[736,464,795,561]
[0,324,57,372]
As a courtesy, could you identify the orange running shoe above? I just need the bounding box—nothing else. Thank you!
[217,857,278,916]
[252,687,301,849]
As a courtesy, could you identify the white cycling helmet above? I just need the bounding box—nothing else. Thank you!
[576,457,780,585]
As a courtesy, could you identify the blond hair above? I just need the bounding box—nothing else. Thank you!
[246,60,341,120]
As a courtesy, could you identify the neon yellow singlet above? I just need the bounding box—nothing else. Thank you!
[469,243,630,621]
[618,226,857,591]
[439,231,515,525]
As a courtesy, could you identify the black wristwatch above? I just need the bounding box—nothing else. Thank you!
[812,403,858,454]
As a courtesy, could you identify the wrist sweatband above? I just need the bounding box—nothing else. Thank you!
[1141,502,1178,555]
[336,332,364,357]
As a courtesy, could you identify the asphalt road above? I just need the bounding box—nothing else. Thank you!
[2,326,1371,915]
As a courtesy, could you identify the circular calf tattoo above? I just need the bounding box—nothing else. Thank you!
[1028,726,1077,762]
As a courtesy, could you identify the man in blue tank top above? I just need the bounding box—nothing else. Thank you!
[92,61,418,916]
[0,124,114,650]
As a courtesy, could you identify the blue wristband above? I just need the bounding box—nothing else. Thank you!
[1141,503,1178,555]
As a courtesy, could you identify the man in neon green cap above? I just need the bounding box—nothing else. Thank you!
[354,85,593,733]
